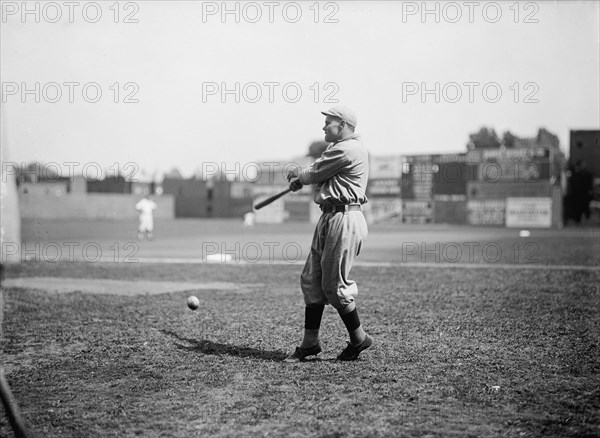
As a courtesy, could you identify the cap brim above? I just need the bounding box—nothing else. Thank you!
[321,111,342,119]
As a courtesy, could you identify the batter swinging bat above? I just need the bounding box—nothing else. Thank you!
[254,188,292,210]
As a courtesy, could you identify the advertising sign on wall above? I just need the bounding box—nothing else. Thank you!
[505,197,552,228]
[467,200,505,225]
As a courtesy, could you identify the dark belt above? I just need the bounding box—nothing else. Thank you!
[320,204,362,213]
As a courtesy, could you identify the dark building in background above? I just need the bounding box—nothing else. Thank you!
[432,154,477,224]
[209,179,253,218]
[162,177,207,217]
[401,153,479,224]
[162,177,252,218]
[14,162,72,193]
[565,130,599,224]
[87,175,132,194]
[400,153,480,224]
[570,130,600,178]
[569,130,600,200]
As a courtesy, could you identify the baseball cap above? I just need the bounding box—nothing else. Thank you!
[321,105,358,128]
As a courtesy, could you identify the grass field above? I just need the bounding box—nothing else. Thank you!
[1,219,599,437]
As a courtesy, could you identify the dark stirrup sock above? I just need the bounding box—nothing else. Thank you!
[301,305,325,348]
[305,304,325,330]
[338,308,367,346]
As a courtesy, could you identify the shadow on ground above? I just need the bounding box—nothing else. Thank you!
[162,329,288,361]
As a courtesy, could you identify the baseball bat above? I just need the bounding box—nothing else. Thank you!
[0,368,33,438]
[254,188,292,210]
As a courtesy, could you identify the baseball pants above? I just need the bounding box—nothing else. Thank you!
[301,210,368,310]
[138,216,154,232]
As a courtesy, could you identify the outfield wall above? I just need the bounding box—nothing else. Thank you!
[19,192,175,220]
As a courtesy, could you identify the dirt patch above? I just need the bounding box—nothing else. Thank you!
[1,277,243,296]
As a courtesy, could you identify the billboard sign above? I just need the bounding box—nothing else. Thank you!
[505,197,552,228]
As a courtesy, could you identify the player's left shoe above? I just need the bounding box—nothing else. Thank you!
[283,342,322,363]
[337,334,373,361]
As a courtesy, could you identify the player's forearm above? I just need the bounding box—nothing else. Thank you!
[297,151,349,185]
[298,166,337,185]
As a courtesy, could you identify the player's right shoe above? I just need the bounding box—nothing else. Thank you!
[283,342,322,363]
[337,334,373,361]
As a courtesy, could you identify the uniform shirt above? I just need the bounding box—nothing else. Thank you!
[135,198,157,219]
[298,134,369,206]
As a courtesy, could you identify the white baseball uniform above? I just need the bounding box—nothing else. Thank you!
[135,198,157,232]
[296,134,369,310]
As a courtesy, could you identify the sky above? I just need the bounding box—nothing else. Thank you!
[1,0,599,179]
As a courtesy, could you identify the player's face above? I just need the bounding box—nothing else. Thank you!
[323,116,343,142]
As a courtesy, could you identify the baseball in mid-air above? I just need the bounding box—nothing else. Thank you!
[187,296,200,310]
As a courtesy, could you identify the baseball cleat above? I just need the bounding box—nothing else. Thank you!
[283,342,322,363]
[337,334,373,361]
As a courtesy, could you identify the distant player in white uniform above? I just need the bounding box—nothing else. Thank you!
[243,211,256,228]
[135,195,157,240]
[284,106,372,362]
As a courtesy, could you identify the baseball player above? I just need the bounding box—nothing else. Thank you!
[284,106,372,362]
[135,195,157,240]
[242,211,256,228]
